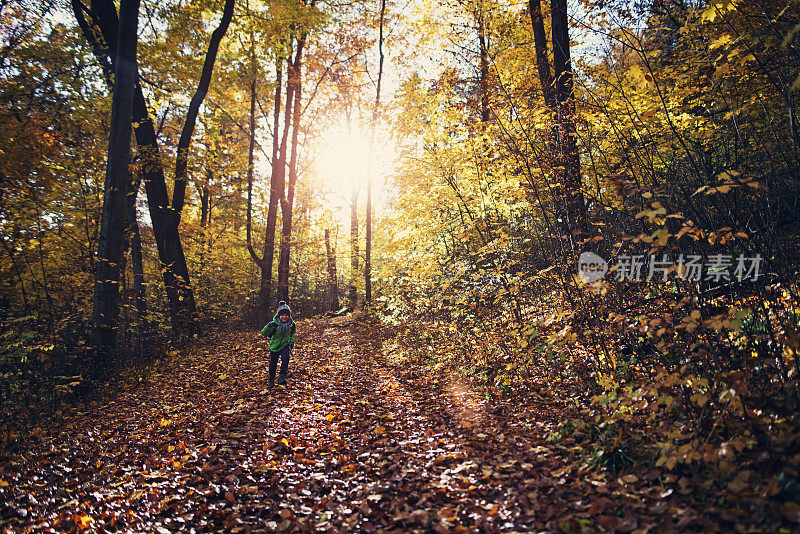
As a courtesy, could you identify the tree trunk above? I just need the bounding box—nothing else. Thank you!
[73,0,189,331]
[325,228,340,310]
[259,55,288,324]
[550,0,585,234]
[528,0,555,109]
[528,0,586,237]
[167,0,234,333]
[349,183,359,308]
[72,0,234,336]
[366,0,386,305]
[125,169,148,352]
[244,76,269,326]
[199,176,210,230]
[170,0,235,219]
[278,35,307,303]
[245,77,261,269]
[477,3,490,123]
[91,0,139,369]
[198,171,210,272]
[365,176,372,304]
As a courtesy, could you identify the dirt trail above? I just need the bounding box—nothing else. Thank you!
[0,319,764,532]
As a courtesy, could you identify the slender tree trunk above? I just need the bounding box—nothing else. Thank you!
[0,237,29,314]
[230,117,244,233]
[528,0,555,109]
[365,179,372,303]
[477,3,490,123]
[244,77,269,325]
[277,203,292,303]
[91,0,139,368]
[33,215,55,333]
[244,78,259,262]
[245,78,260,270]
[278,35,307,303]
[167,0,234,334]
[528,0,586,237]
[349,183,359,308]
[129,210,147,347]
[550,0,585,234]
[366,0,386,305]
[125,169,148,352]
[170,0,234,218]
[198,172,210,272]
[259,55,288,324]
[325,228,340,310]
[200,179,210,230]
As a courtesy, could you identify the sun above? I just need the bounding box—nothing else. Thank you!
[313,119,396,223]
[316,122,372,195]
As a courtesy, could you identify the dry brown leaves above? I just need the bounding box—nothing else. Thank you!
[0,318,795,532]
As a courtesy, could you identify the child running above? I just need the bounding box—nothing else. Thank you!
[260,301,296,388]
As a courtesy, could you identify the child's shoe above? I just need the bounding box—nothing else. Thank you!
[276,375,287,386]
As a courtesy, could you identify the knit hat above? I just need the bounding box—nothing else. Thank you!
[276,301,292,316]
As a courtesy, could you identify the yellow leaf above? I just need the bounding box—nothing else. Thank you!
[709,34,732,50]
[666,455,678,470]
[717,170,740,181]
[374,426,386,435]
[75,514,94,529]
[691,393,709,407]
[714,63,731,78]
[628,64,652,88]
[746,181,767,190]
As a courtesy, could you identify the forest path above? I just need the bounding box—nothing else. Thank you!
[2,318,726,533]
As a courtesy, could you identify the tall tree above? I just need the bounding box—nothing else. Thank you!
[349,129,359,307]
[73,0,235,335]
[245,65,268,323]
[278,27,311,303]
[365,0,386,304]
[124,169,148,351]
[528,0,586,235]
[325,228,340,310]
[477,0,490,122]
[91,0,140,367]
[248,44,292,325]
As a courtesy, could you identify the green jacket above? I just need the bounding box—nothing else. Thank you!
[260,314,296,351]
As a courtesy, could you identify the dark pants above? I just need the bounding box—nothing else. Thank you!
[269,345,291,383]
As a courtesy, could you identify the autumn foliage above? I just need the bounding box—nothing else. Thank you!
[1,0,800,530]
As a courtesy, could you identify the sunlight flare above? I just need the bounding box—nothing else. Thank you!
[313,119,395,222]
[316,122,372,193]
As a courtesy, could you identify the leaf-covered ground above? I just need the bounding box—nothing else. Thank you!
[1,317,797,533]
